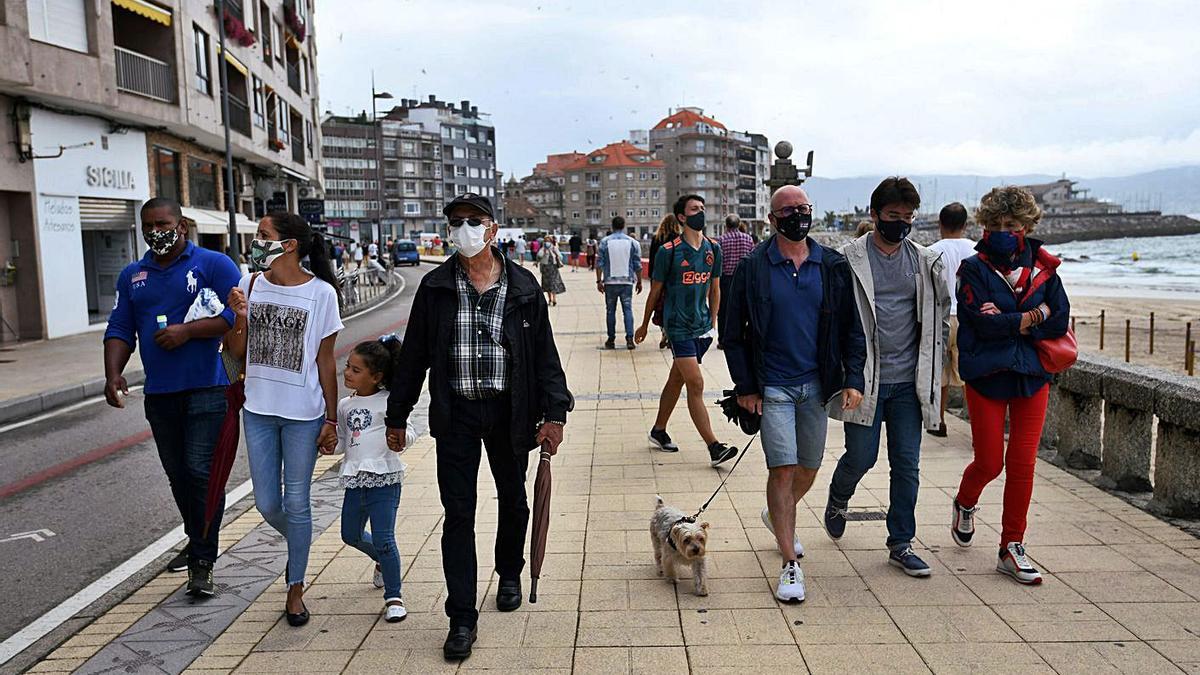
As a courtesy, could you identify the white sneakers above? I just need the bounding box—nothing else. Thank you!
[997,543,1043,585]
[951,498,979,547]
[373,564,385,589]
[384,598,407,622]
[761,507,805,558]
[776,561,806,602]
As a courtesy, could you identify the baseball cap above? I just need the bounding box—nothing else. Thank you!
[442,193,495,219]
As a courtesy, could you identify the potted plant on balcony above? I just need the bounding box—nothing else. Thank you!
[269,138,286,151]
[222,7,257,47]
[283,0,306,43]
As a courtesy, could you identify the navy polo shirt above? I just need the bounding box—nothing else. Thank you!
[104,241,241,394]
[762,238,823,387]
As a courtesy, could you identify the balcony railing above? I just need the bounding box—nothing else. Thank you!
[226,95,252,136]
[291,136,305,164]
[287,62,301,94]
[115,47,175,103]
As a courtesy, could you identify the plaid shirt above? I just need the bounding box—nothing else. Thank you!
[717,230,755,276]
[452,255,509,399]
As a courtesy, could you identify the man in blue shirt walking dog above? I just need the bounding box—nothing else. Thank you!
[104,197,242,597]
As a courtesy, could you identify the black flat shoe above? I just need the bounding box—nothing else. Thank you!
[496,578,522,612]
[443,625,477,660]
[285,601,309,627]
[927,424,948,438]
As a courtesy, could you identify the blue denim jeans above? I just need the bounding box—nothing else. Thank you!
[761,381,829,469]
[828,381,923,550]
[243,410,323,586]
[143,386,228,564]
[605,284,635,340]
[341,483,403,599]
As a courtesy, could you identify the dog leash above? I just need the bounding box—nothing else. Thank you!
[689,431,759,520]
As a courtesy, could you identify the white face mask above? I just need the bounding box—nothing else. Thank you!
[449,222,492,258]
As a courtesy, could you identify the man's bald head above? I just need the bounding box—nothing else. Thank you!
[770,185,810,213]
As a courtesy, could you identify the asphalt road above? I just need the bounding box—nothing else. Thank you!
[0,266,425,646]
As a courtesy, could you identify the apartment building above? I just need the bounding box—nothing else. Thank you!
[561,142,666,239]
[501,172,565,232]
[0,0,322,340]
[382,96,497,225]
[320,113,381,240]
[646,107,770,232]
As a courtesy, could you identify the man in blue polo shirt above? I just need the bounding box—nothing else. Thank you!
[723,185,865,603]
[104,197,242,597]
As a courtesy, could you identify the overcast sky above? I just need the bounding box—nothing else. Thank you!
[315,0,1199,180]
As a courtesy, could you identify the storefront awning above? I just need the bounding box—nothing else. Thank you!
[182,207,257,235]
[216,48,249,77]
[112,0,172,26]
[278,165,311,182]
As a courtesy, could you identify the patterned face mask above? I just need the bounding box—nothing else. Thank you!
[144,228,179,255]
[249,239,292,271]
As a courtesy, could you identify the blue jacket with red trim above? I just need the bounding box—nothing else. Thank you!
[955,238,1071,398]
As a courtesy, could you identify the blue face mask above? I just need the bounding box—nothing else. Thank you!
[984,230,1023,255]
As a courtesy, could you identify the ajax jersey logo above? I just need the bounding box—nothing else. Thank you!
[681,271,711,285]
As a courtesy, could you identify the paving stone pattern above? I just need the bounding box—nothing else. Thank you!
[30,270,1200,674]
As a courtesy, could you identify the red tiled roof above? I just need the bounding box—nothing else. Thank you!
[652,108,727,132]
[562,141,666,171]
[534,152,586,176]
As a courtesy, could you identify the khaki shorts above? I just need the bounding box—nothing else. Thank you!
[944,315,964,387]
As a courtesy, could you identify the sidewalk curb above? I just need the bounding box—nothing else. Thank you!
[0,370,146,425]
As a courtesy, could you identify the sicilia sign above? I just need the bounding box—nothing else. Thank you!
[85,166,136,190]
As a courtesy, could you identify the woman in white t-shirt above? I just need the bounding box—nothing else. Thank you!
[226,212,343,627]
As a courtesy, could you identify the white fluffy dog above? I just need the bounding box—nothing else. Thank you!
[650,496,710,596]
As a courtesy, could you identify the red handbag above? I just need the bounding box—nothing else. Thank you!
[1035,328,1077,373]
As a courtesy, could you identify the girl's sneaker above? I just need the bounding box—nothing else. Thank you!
[951,498,978,547]
[373,564,384,589]
[384,598,407,622]
[997,543,1043,585]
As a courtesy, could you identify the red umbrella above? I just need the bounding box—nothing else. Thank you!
[528,443,553,603]
[202,380,246,538]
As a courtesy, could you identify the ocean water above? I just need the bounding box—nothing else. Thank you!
[1048,230,1200,298]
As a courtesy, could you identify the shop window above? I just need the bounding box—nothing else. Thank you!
[154,147,180,201]
[188,157,218,208]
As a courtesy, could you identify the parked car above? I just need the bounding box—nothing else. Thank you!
[393,240,421,266]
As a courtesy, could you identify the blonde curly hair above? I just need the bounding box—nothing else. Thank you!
[976,186,1042,233]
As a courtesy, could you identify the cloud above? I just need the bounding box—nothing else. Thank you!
[315,0,1200,178]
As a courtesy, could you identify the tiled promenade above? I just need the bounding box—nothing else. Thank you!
[31,266,1200,674]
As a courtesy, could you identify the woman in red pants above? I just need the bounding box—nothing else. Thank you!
[951,186,1071,585]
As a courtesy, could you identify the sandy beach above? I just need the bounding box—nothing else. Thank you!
[1067,288,1200,374]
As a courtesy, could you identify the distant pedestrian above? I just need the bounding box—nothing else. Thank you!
[568,233,583,271]
[635,194,737,467]
[225,212,343,627]
[927,202,976,436]
[432,235,442,254]
[951,186,1070,585]
[648,213,681,349]
[823,177,950,579]
[104,197,241,597]
[539,235,566,306]
[351,239,364,269]
[514,235,527,266]
[716,214,755,347]
[384,193,571,661]
[322,338,415,623]
[585,235,598,270]
[596,216,643,349]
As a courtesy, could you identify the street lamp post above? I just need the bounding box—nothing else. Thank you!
[370,71,393,121]
[215,0,240,263]
[369,71,392,243]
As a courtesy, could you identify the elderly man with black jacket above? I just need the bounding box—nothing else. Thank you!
[723,185,866,604]
[385,193,573,661]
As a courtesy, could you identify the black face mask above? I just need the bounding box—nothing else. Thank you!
[685,211,705,232]
[776,212,812,242]
[876,217,911,244]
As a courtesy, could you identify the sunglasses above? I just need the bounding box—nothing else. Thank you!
[448,217,492,228]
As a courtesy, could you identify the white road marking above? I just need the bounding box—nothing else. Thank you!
[0,271,411,666]
[0,480,254,666]
[0,529,55,544]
